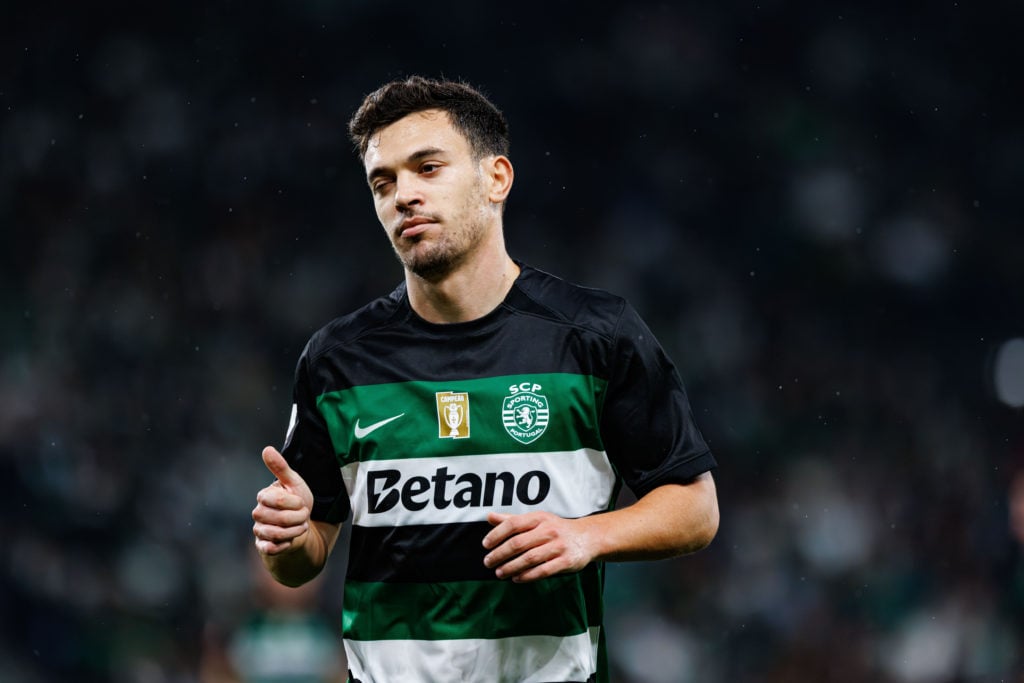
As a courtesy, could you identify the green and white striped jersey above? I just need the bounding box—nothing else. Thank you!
[281,264,715,683]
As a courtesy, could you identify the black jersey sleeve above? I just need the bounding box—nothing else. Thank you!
[281,344,350,524]
[599,303,716,498]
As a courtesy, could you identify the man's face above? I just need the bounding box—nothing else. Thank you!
[363,109,497,280]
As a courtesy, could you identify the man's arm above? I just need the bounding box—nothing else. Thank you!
[252,446,342,587]
[482,472,718,583]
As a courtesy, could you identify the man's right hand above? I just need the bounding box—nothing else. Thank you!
[252,446,314,555]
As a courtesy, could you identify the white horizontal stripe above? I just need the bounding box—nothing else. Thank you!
[345,628,600,683]
[342,448,616,528]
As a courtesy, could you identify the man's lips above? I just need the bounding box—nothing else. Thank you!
[397,216,437,238]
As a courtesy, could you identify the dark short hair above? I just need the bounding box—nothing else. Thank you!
[348,76,509,160]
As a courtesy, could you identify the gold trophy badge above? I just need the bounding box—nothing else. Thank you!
[435,391,470,439]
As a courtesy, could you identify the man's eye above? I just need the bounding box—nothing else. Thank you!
[421,163,439,174]
[372,180,392,194]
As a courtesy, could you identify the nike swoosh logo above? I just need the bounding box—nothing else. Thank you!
[354,413,405,439]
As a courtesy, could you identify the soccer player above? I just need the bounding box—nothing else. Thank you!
[251,76,719,683]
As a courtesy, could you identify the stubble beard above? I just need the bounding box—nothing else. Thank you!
[399,220,489,282]
[400,231,464,281]
[396,194,492,283]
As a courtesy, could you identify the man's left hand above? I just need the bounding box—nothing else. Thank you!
[482,511,596,583]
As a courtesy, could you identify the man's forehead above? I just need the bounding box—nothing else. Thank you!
[364,109,463,163]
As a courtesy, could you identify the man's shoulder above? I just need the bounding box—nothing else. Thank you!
[302,282,406,361]
[513,264,627,340]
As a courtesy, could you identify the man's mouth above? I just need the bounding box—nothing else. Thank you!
[398,216,437,239]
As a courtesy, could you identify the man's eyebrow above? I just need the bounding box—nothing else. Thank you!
[367,147,447,184]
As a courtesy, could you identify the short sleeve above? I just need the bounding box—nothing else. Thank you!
[599,303,716,497]
[281,344,350,524]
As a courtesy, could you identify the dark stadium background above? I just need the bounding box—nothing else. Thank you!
[3,2,1023,681]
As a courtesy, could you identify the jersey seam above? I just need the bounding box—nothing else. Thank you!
[594,298,629,429]
[503,286,621,345]
[306,300,410,366]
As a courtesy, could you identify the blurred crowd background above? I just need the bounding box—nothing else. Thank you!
[3,1,1023,681]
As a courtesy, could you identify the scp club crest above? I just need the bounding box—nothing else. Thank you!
[502,382,550,445]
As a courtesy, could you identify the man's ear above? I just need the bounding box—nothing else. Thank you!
[484,155,514,204]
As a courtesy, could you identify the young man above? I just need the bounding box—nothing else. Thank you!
[251,76,719,683]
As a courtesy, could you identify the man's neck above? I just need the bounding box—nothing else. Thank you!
[405,248,520,324]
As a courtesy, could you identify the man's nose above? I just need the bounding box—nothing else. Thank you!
[394,175,423,211]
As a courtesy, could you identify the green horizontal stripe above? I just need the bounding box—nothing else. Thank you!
[318,373,607,464]
[342,568,603,642]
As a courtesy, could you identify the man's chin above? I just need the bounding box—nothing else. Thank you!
[400,250,460,283]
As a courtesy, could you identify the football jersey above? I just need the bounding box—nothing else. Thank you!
[281,263,716,683]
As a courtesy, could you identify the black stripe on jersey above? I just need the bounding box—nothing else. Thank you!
[347,521,495,583]
[304,265,623,393]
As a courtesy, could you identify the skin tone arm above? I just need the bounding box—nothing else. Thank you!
[252,446,342,587]
[482,471,719,583]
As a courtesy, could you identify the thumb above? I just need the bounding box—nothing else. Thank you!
[262,446,306,490]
